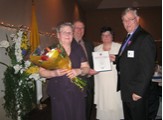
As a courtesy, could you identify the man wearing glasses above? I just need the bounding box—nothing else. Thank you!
[110,8,156,120]
[73,20,94,120]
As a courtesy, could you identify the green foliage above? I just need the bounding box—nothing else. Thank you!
[3,66,36,120]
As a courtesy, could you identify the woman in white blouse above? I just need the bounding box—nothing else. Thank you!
[93,26,124,120]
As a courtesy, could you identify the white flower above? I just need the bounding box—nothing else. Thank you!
[20,68,25,74]
[39,78,46,82]
[29,73,40,80]
[29,73,46,82]
[13,64,22,74]
[25,60,31,68]
[19,80,23,86]
[15,48,23,62]
[17,30,23,37]
[0,40,10,48]
[15,53,23,62]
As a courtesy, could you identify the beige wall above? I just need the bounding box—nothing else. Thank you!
[0,0,83,33]
[85,7,161,43]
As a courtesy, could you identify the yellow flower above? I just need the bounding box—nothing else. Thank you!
[46,48,59,58]
[21,43,28,50]
[25,66,39,74]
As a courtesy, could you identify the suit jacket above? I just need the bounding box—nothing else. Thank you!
[83,39,94,69]
[116,26,156,102]
[83,39,94,92]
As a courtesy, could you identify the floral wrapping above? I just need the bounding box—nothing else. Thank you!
[30,44,87,90]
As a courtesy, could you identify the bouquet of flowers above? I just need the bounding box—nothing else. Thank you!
[30,44,87,90]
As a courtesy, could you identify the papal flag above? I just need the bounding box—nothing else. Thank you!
[30,2,40,52]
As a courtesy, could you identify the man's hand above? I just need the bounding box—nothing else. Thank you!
[88,69,99,75]
[132,93,142,101]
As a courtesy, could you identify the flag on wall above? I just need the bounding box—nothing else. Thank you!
[30,3,40,52]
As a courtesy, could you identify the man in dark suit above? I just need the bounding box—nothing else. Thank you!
[73,20,94,120]
[110,8,156,120]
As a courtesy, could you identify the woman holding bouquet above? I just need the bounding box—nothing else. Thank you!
[39,22,90,120]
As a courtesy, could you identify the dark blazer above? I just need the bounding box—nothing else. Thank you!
[83,39,94,69]
[83,38,94,90]
[116,26,156,102]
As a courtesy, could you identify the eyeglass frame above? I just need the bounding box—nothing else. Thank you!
[122,17,136,23]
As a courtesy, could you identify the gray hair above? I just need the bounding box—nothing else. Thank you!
[56,22,73,33]
[121,7,139,18]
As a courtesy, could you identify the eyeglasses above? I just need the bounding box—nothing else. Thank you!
[60,31,73,36]
[102,34,112,37]
[122,17,136,23]
[74,27,84,30]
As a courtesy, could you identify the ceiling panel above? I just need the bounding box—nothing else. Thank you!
[98,0,162,9]
[78,0,162,11]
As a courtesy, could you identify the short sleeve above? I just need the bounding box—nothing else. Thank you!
[70,40,87,68]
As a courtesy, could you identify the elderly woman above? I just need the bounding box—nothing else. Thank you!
[39,22,90,120]
[94,26,123,120]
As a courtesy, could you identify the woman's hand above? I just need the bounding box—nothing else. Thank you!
[109,54,116,62]
[39,67,67,78]
[66,69,81,79]
[54,69,68,77]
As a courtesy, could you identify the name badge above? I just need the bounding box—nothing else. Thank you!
[127,50,134,58]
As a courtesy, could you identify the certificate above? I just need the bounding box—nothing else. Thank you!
[92,51,111,72]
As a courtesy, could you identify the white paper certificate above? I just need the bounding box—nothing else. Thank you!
[92,51,111,72]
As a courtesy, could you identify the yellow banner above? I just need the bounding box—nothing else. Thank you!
[30,4,40,52]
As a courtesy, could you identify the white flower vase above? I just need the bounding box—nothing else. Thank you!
[36,80,47,110]
[36,80,42,104]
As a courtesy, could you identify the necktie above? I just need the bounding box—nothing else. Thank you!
[125,34,131,41]
[120,34,131,55]
[79,40,88,59]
